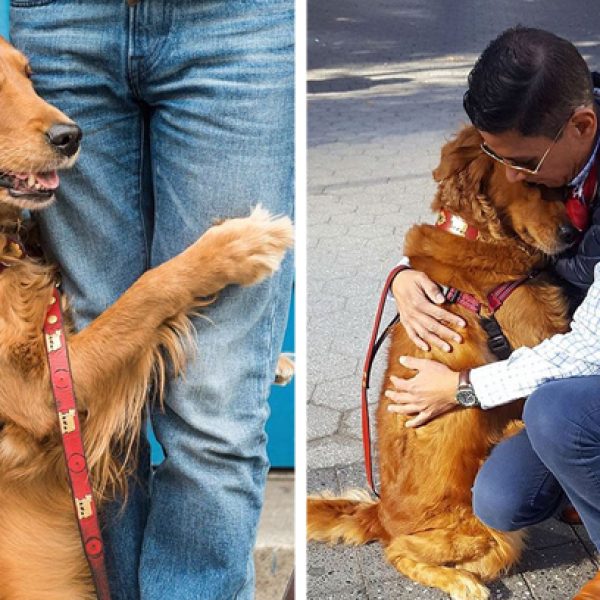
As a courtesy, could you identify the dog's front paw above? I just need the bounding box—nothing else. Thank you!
[208,205,293,287]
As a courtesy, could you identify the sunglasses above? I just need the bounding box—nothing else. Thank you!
[480,115,572,175]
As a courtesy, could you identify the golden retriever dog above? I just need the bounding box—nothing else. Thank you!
[0,37,293,599]
[308,125,576,599]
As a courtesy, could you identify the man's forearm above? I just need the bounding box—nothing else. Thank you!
[472,264,600,408]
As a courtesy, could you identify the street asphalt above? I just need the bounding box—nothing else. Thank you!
[307,2,600,598]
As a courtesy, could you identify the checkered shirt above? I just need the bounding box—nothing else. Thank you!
[471,263,600,409]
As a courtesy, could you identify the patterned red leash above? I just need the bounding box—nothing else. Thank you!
[44,287,112,600]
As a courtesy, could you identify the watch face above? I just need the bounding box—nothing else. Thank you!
[457,387,479,407]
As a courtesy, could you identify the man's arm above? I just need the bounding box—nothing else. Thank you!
[386,263,600,426]
[471,262,600,408]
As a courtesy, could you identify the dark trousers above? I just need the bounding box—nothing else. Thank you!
[473,376,600,551]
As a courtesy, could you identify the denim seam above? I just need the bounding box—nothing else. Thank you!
[574,418,600,495]
[126,4,142,99]
[530,402,600,537]
[10,0,55,6]
[135,9,174,84]
[573,403,600,427]
[524,466,552,507]
[125,1,173,89]
[523,468,564,523]
[574,425,600,548]
[265,273,278,396]
[231,277,280,600]
[559,404,600,451]
[137,112,150,270]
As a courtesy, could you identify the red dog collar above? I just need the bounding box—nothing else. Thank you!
[435,208,480,241]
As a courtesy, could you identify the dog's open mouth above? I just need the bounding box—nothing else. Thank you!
[0,170,60,201]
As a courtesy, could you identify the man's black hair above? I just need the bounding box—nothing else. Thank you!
[463,26,594,138]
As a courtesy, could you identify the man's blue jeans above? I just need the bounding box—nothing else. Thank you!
[473,376,600,551]
[10,1,294,598]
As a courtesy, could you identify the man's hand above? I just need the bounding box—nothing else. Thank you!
[391,270,466,353]
[385,356,460,427]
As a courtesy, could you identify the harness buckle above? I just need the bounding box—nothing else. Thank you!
[443,286,461,304]
[480,315,512,360]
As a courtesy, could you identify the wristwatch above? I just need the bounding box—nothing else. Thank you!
[456,369,481,408]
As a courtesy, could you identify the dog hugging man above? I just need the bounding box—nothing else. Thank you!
[389,27,600,599]
[7,1,294,598]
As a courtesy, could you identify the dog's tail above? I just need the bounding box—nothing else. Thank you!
[307,489,387,545]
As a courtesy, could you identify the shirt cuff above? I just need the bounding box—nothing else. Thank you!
[387,257,412,301]
[470,361,514,409]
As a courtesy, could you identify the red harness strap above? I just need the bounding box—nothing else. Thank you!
[440,273,537,315]
[44,287,112,600]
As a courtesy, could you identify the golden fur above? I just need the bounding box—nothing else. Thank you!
[0,37,293,599]
[308,126,573,600]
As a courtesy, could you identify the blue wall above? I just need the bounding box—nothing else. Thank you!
[1,1,8,39]
[265,291,295,467]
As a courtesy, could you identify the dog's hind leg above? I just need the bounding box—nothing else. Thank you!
[458,528,524,582]
[384,532,492,600]
[383,526,496,565]
[388,556,490,600]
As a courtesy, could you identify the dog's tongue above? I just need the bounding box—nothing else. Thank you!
[14,171,60,190]
[34,171,60,190]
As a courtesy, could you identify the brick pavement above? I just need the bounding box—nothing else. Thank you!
[306,6,600,598]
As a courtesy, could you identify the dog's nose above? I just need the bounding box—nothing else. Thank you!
[558,222,579,246]
[46,123,82,157]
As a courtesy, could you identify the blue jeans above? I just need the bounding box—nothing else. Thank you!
[473,376,600,551]
[10,1,294,598]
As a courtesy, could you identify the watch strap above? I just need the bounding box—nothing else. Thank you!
[458,369,471,387]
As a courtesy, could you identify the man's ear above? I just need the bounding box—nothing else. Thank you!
[571,107,596,140]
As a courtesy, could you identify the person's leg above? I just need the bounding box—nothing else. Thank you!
[472,427,565,531]
[133,1,294,598]
[524,376,600,551]
[10,3,150,598]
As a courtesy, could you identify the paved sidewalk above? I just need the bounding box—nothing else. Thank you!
[307,2,600,598]
[255,471,294,600]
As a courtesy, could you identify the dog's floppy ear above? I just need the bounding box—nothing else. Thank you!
[433,125,486,182]
[430,126,500,233]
